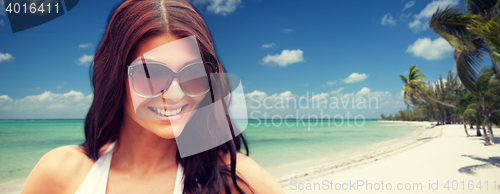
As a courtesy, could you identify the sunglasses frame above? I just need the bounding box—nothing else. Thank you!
[127,60,211,98]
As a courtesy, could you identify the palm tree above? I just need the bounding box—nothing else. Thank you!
[457,92,471,137]
[430,1,500,79]
[463,68,500,145]
[464,100,490,144]
[429,3,500,123]
[466,0,500,70]
[431,72,462,124]
[401,65,457,109]
[459,91,483,136]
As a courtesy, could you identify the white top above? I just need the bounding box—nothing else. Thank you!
[74,142,184,194]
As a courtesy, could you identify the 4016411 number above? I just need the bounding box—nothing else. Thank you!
[443,180,497,190]
[5,3,59,14]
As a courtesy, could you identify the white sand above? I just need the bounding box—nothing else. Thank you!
[0,178,25,194]
[280,124,500,193]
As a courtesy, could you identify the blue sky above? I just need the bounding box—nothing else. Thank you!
[0,0,471,119]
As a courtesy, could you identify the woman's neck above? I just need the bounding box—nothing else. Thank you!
[112,116,178,175]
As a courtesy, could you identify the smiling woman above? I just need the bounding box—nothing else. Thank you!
[19,0,283,193]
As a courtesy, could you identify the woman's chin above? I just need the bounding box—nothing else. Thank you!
[150,123,184,139]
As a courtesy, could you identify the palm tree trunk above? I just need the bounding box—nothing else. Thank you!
[482,126,490,145]
[483,109,495,145]
[476,120,482,136]
[435,110,440,125]
[462,117,470,137]
[486,119,495,144]
[417,91,456,108]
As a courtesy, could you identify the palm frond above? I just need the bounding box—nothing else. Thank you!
[430,6,476,51]
[476,68,494,95]
[400,75,408,85]
[488,74,500,96]
[464,106,478,117]
[409,65,421,81]
[456,49,483,97]
[469,13,500,60]
[465,0,498,17]
[490,111,500,126]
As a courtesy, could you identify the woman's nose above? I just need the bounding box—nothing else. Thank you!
[162,78,185,103]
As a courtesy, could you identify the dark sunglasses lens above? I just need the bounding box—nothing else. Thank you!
[131,63,172,96]
[180,63,210,95]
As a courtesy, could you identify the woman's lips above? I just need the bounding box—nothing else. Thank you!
[147,104,188,121]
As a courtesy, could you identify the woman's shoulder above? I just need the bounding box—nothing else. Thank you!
[220,151,285,194]
[21,143,112,194]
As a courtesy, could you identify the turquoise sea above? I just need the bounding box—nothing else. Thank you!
[0,120,421,184]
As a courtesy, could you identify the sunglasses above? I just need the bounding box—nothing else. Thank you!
[127,57,211,98]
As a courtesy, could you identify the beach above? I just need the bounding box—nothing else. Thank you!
[280,124,500,193]
[1,121,498,194]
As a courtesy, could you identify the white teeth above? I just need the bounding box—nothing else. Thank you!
[150,106,183,116]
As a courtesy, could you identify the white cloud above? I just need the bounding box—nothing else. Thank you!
[402,0,416,11]
[57,85,63,90]
[262,49,304,67]
[415,0,459,19]
[343,73,368,84]
[267,91,297,100]
[326,81,338,86]
[262,43,276,49]
[0,91,93,119]
[0,95,13,103]
[356,87,371,96]
[406,37,454,60]
[278,91,293,98]
[408,19,428,32]
[311,93,329,101]
[78,54,94,66]
[409,0,459,32]
[245,90,268,102]
[311,93,330,107]
[78,43,92,48]
[0,51,14,63]
[330,87,345,94]
[246,90,300,110]
[0,19,4,26]
[400,12,412,19]
[381,14,396,26]
[283,28,294,33]
[191,0,242,16]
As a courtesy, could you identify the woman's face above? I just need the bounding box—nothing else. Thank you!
[123,34,207,139]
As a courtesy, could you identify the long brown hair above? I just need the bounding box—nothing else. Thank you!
[82,0,251,193]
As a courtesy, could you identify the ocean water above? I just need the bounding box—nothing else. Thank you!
[0,120,421,184]
[0,120,85,184]
[240,120,421,175]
